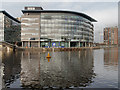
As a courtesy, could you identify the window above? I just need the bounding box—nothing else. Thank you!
[27,7,35,10]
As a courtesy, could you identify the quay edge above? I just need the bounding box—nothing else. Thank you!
[16,47,103,52]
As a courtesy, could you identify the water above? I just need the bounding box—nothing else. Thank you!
[0,47,118,89]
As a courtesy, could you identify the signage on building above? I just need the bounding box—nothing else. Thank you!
[52,42,56,47]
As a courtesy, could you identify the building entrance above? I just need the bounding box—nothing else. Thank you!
[70,42,78,47]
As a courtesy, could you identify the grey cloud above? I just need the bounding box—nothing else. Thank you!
[1,2,118,43]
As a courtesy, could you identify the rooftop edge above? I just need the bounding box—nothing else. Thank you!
[0,10,21,23]
[22,10,97,22]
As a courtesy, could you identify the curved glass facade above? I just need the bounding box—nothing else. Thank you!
[0,13,4,41]
[21,9,96,47]
[41,13,94,42]
[0,12,21,43]
[40,13,94,47]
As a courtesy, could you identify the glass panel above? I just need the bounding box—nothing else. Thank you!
[4,15,21,42]
[0,13,4,41]
[40,13,93,42]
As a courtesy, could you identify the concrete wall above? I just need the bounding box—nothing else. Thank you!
[21,14,40,41]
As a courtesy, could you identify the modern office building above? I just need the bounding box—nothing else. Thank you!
[0,11,21,44]
[21,6,96,48]
[104,27,118,45]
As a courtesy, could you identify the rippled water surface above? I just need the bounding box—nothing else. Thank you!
[0,47,118,89]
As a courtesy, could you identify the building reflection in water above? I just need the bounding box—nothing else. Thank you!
[1,50,21,88]
[0,50,5,89]
[20,50,95,88]
[104,47,118,69]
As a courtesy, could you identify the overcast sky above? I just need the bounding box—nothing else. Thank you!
[0,1,118,43]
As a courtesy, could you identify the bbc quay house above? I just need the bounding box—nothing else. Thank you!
[21,6,96,48]
[0,11,21,44]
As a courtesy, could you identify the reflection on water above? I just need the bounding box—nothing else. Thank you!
[104,48,118,68]
[87,48,118,88]
[0,47,118,89]
[20,50,94,88]
[0,50,4,90]
[1,51,21,88]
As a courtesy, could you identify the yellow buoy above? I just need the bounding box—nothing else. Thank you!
[46,52,51,62]
[47,58,50,62]
[46,52,51,58]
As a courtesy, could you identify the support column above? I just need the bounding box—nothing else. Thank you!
[89,43,90,47]
[79,41,80,47]
[69,41,70,48]
[22,41,24,47]
[38,41,40,48]
[28,41,30,47]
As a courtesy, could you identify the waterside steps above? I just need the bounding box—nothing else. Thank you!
[0,42,17,52]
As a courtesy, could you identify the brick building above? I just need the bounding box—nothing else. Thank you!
[104,27,118,45]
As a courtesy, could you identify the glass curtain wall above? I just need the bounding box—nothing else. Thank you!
[4,15,21,43]
[0,13,4,42]
[40,13,94,47]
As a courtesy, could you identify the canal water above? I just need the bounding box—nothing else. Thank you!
[0,47,118,89]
